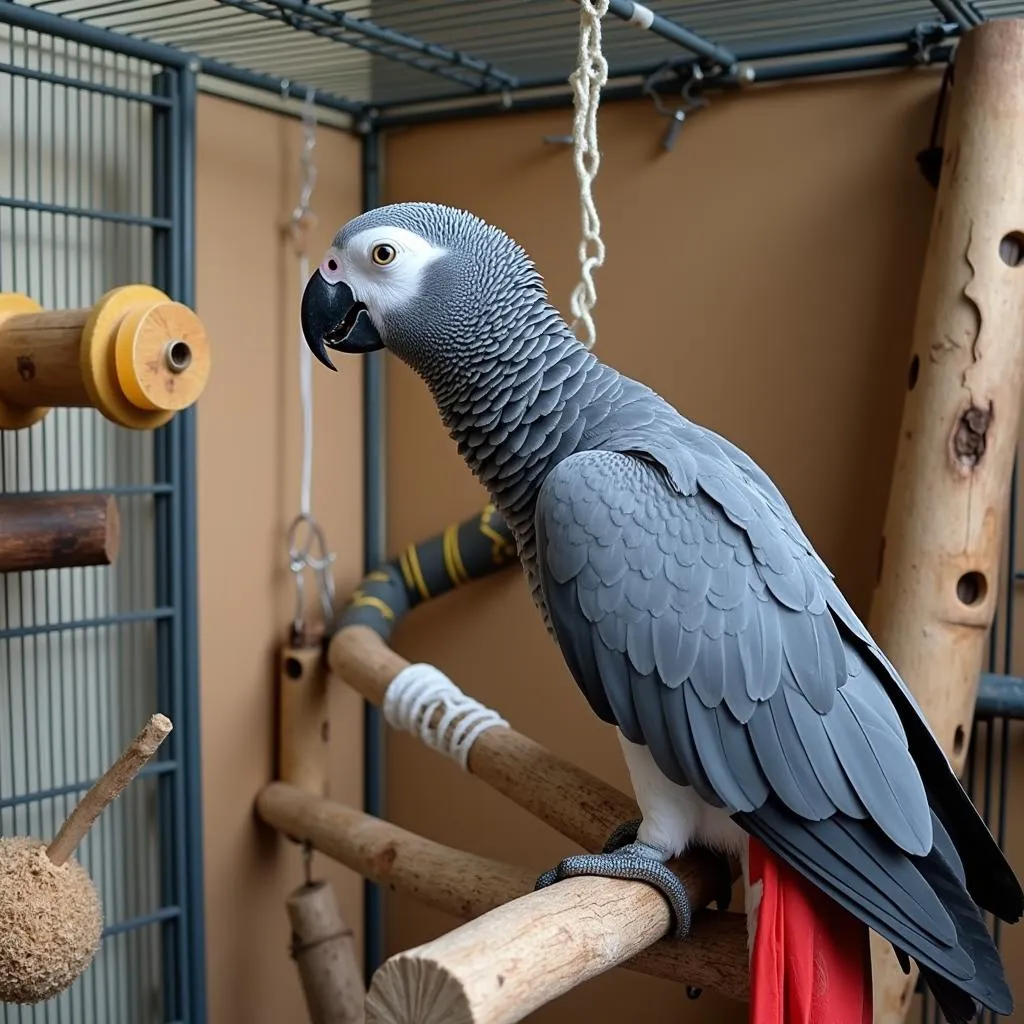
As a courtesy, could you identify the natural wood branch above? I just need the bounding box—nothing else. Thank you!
[256,782,748,1005]
[47,714,173,866]
[0,493,120,573]
[866,19,1024,1022]
[366,878,678,1024]
[287,879,365,1024]
[0,285,211,431]
[328,624,739,912]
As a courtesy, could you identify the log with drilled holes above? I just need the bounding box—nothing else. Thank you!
[866,18,1024,1023]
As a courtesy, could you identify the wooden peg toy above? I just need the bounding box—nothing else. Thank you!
[0,285,211,431]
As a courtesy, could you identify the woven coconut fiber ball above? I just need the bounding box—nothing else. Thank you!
[0,836,103,1004]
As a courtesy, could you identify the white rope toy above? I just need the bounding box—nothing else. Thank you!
[294,86,319,520]
[568,0,610,350]
[383,663,509,769]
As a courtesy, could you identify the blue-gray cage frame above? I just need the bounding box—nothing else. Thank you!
[0,26,205,1024]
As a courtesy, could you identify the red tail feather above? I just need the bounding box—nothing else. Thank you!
[748,837,873,1024]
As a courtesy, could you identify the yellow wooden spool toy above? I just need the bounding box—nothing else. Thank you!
[0,284,211,431]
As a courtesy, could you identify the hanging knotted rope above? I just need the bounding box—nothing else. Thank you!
[568,0,609,350]
[286,86,336,646]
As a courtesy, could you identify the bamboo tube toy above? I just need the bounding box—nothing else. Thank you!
[0,493,120,573]
[287,879,365,1024]
[0,285,211,430]
[866,19,1024,1023]
[255,782,748,1005]
[0,714,172,1003]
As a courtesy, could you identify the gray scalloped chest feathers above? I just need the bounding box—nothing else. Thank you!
[302,202,1023,1023]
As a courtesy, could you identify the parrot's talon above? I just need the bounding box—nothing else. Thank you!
[686,986,703,1000]
[533,840,692,940]
[602,818,642,854]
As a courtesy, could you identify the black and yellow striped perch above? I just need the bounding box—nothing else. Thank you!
[336,504,519,643]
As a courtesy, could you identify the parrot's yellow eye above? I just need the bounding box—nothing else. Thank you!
[371,243,397,266]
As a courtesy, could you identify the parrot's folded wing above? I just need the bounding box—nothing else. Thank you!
[533,444,1015,1018]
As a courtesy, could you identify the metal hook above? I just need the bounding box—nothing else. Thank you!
[642,62,709,152]
[286,512,336,641]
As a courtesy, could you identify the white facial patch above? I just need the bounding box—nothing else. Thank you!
[327,225,446,336]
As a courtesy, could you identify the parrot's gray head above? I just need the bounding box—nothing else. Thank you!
[300,202,552,391]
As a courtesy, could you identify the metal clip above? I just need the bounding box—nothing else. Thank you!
[287,512,336,643]
[643,63,709,152]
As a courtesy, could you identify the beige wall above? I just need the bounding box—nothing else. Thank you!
[379,69,977,1023]
[186,66,1024,1024]
[194,94,365,1024]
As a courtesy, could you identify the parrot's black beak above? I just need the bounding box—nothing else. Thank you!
[300,269,384,371]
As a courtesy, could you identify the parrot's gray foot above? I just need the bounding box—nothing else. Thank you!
[602,818,733,912]
[533,838,692,940]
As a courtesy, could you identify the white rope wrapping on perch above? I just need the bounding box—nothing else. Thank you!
[568,0,610,350]
[383,663,509,769]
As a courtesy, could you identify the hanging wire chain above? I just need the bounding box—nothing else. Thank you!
[286,85,337,645]
[568,0,610,350]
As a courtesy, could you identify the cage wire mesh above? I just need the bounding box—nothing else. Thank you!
[5,0,1015,109]
[0,19,198,1024]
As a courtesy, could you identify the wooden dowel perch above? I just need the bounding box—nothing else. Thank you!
[867,19,1024,1023]
[328,624,738,909]
[0,285,211,431]
[0,493,120,574]
[274,623,750,1019]
[255,782,748,1010]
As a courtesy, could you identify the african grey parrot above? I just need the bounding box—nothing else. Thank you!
[299,201,1022,1023]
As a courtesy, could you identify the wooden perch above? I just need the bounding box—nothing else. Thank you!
[0,285,211,431]
[867,19,1024,1023]
[256,781,748,1010]
[0,493,120,574]
[328,624,738,908]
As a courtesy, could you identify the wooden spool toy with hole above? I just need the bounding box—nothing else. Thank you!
[0,284,211,431]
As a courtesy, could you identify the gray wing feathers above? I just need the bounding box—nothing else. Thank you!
[535,446,933,856]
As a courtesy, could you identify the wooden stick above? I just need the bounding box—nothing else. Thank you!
[255,782,748,1003]
[0,493,121,573]
[328,624,738,910]
[866,20,1024,1023]
[287,879,365,1024]
[47,714,173,867]
[279,641,330,795]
